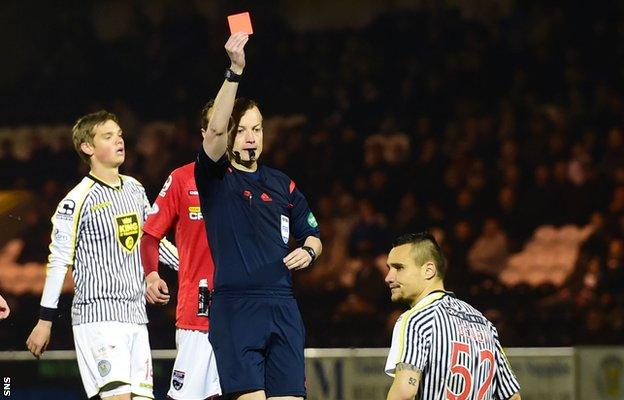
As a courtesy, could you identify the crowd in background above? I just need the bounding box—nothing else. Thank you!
[1,1,624,350]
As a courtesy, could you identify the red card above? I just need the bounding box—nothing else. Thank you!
[228,12,253,35]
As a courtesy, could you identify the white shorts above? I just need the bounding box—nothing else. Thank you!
[73,321,153,399]
[167,329,221,400]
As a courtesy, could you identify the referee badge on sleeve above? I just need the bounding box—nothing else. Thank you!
[281,215,290,244]
[115,213,140,252]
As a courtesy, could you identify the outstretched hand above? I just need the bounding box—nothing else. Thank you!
[225,32,249,74]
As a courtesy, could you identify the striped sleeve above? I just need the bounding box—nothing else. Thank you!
[491,324,521,399]
[41,180,92,310]
[158,238,179,271]
[399,311,433,371]
[385,309,433,377]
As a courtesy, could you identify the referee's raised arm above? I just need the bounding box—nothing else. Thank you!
[202,32,249,161]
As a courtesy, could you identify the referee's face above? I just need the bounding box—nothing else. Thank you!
[385,244,428,306]
[88,119,125,168]
[232,107,263,165]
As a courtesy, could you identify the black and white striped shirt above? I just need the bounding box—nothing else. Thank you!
[386,291,520,400]
[41,174,178,325]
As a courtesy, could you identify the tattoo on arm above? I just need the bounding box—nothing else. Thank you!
[396,363,421,373]
[396,363,422,389]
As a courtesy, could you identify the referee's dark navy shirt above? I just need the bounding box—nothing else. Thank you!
[195,148,320,295]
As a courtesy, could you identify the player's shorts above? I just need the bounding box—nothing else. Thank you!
[72,321,153,399]
[209,293,306,398]
[167,329,221,400]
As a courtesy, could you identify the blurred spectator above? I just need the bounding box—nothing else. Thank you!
[348,199,388,257]
[0,139,21,188]
[468,217,509,277]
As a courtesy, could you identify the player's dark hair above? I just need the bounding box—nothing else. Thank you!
[393,232,447,278]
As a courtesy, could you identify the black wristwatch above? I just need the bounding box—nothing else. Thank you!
[301,246,316,262]
[224,68,242,82]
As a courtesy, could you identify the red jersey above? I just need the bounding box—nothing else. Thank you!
[143,162,214,331]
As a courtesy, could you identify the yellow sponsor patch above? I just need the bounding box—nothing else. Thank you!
[114,213,140,252]
[91,201,112,212]
[188,206,203,220]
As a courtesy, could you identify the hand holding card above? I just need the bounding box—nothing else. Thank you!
[228,12,253,35]
[225,33,249,74]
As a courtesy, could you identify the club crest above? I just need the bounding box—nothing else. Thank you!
[172,369,185,390]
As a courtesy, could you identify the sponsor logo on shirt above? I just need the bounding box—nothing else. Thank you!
[445,306,486,325]
[188,206,203,220]
[114,213,140,252]
[188,190,198,196]
[56,199,75,220]
[91,201,112,212]
[54,229,71,243]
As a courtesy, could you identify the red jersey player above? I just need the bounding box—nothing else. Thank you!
[141,142,221,399]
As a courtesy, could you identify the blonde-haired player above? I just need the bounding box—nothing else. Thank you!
[26,110,178,400]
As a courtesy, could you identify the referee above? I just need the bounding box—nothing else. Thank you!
[26,111,178,400]
[195,33,322,400]
[385,232,521,400]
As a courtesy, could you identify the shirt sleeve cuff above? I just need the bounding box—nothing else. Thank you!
[39,306,57,321]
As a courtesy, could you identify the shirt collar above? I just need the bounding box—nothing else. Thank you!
[88,173,123,190]
[411,289,454,310]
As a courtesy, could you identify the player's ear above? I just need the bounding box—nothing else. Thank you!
[423,261,437,280]
[80,141,95,157]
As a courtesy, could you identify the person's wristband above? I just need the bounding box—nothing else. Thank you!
[301,246,316,263]
[225,68,242,82]
[39,306,56,321]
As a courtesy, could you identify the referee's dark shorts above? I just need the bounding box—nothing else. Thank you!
[209,290,306,398]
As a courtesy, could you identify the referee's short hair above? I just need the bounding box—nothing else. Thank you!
[393,232,447,278]
[72,110,119,165]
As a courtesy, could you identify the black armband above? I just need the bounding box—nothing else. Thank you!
[39,306,57,321]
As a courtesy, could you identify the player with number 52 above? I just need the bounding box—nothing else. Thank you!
[384,232,521,400]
